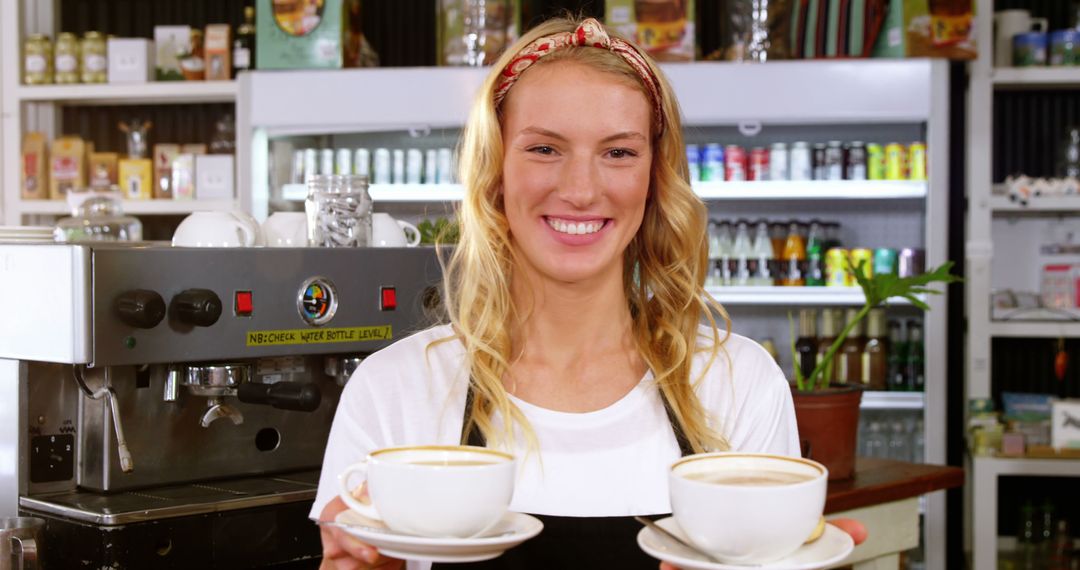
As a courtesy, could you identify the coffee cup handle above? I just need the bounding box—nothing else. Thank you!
[338,461,382,521]
[397,220,421,247]
[1032,18,1048,33]
[13,535,38,570]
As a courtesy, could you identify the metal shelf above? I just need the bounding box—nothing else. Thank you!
[707,286,918,306]
[989,194,1080,213]
[694,180,927,200]
[860,391,925,410]
[988,321,1080,338]
[14,81,238,105]
[992,67,1080,90]
[14,199,237,216]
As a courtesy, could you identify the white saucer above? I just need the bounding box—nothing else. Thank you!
[637,516,855,570]
[335,509,544,563]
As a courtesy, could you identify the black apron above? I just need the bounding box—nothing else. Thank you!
[434,384,694,569]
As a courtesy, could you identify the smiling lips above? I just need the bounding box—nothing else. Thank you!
[545,216,608,236]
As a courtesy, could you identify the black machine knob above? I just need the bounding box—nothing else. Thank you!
[237,382,322,412]
[170,289,223,327]
[114,289,166,329]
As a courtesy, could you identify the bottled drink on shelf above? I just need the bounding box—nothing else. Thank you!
[795,309,818,380]
[887,319,908,391]
[732,220,753,286]
[805,220,825,286]
[823,221,842,251]
[233,5,256,75]
[706,220,721,287]
[769,221,786,260]
[862,308,889,390]
[906,319,925,392]
[887,420,911,462]
[750,220,774,286]
[837,308,865,384]
[717,221,733,286]
[781,221,806,286]
[817,308,842,383]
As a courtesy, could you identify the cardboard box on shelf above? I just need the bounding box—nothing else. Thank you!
[172,154,196,200]
[153,144,181,199]
[21,132,48,200]
[606,0,695,62]
[108,38,154,83]
[1051,399,1080,449]
[50,136,86,199]
[88,152,119,188]
[119,158,153,200]
[182,143,208,156]
[256,0,355,69]
[205,24,232,80]
[871,0,976,60]
[154,26,192,80]
[195,155,235,200]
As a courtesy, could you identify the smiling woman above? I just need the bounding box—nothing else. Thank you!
[313,15,809,570]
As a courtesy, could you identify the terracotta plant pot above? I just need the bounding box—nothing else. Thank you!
[791,384,863,481]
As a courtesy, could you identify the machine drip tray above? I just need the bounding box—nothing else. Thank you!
[21,470,320,525]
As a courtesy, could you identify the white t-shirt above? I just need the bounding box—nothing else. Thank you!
[311,323,800,525]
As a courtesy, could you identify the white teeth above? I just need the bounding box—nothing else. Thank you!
[547,218,604,235]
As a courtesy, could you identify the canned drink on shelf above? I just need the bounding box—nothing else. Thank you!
[436,148,455,184]
[825,141,845,181]
[291,150,306,184]
[702,143,724,182]
[686,144,701,182]
[425,149,438,184]
[319,149,335,176]
[898,248,926,277]
[303,149,318,183]
[867,143,886,180]
[873,248,899,276]
[909,142,928,181]
[825,248,850,287]
[846,142,867,181]
[392,149,406,184]
[769,142,789,181]
[373,148,392,184]
[790,142,812,181]
[406,148,423,184]
[885,143,907,180]
[850,248,874,281]
[749,147,769,181]
[725,145,746,181]
[335,148,352,175]
[354,148,371,178]
[812,143,828,180]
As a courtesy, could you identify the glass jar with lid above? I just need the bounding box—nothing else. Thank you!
[305,175,372,247]
[23,34,53,84]
[81,32,107,83]
[55,194,143,242]
[54,32,80,84]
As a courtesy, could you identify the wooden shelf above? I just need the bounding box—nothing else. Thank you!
[992,67,1080,89]
[15,81,237,105]
[989,194,1080,213]
[972,455,1080,477]
[988,321,1080,338]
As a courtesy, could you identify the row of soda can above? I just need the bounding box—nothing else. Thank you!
[713,247,926,287]
[688,141,928,183]
[294,147,457,186]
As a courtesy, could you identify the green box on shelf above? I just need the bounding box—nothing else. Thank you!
[871,0,977,60]
[256,0,353,70]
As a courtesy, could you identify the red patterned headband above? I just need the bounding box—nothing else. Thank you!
[493,18,665,135]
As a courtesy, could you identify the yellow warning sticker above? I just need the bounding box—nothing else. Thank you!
[246,325,392,347]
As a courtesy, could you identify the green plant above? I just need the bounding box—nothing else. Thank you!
[791,260,960,392]
[417,216,460,245]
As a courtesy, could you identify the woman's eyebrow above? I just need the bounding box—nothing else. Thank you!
[516,126,646,144]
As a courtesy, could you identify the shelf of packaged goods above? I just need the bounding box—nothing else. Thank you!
[972,455,1080,477]
[988,194,1080,213]
[988,321,1080,338]
[859,391,925,410]
[14,199,237,216]
[706,286,918,306]
[693,180,928,200]
[992,67,1080,90]
[367,184,466,202]
[15,81,238,105]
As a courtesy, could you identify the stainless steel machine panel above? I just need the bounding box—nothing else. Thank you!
[92,246,443,366]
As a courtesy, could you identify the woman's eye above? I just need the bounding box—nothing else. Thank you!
[528,145,556,155]
[608,148,637,159]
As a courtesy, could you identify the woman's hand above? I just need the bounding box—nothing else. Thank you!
[657,518,868,570]
[319,495,405,570]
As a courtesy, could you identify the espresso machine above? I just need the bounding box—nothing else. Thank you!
[0,243,443,568]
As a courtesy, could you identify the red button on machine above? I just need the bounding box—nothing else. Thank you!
[235,291,253,316]
[380,287,396,311]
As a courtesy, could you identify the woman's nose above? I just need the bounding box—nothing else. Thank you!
[556,156,601,208]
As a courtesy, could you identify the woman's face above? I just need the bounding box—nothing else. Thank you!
[500,62,653,287]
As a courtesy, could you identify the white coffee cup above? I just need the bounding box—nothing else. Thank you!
[370,213,421,247]
[172,211,260,247]
[995,10,1048,67]
[262,212,308,247]
[338,445,515,538]
[669,452,827,565]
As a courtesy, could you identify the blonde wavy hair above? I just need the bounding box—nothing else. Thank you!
[440,15,731,453]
